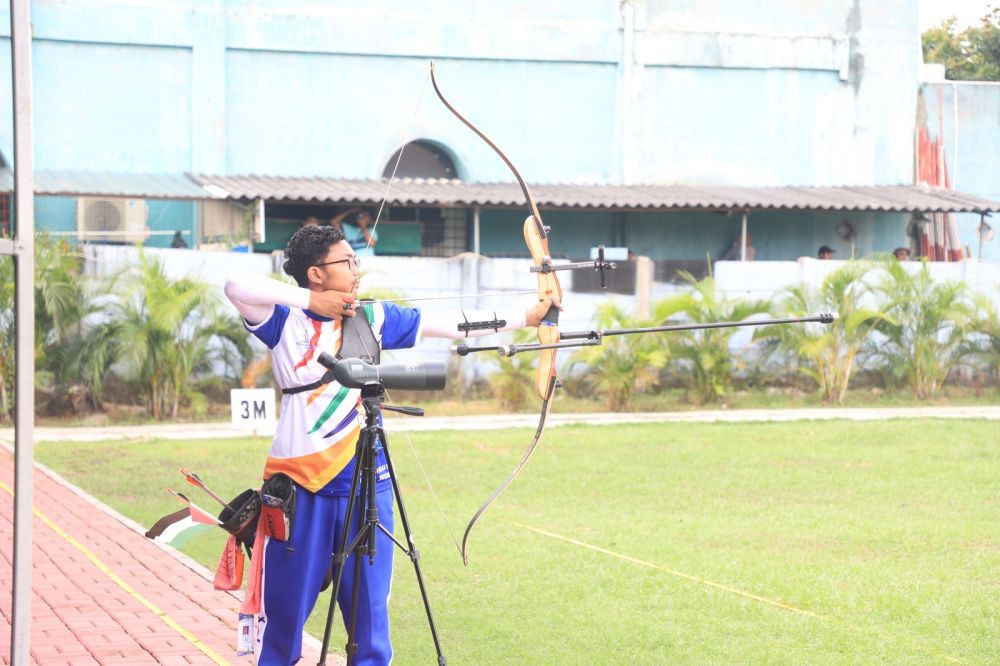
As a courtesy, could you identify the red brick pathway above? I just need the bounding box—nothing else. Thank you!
[0,448,326,665]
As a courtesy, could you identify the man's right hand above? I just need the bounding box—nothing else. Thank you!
[308,290,357,320]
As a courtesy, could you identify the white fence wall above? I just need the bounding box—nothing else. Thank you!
[81,246,1000,384]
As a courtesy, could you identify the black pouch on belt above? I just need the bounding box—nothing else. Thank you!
[218,488,261,550]
[260,473,297,542]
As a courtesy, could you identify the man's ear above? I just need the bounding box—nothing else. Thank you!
[306,266,323,286]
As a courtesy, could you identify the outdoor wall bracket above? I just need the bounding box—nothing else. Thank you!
[0,238,25,256]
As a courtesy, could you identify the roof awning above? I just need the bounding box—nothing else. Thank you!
[1,170,997,214]
[0,169,218,200]
[190,175,1000,214]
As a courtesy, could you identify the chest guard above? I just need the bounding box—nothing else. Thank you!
[281,304,379,395]
[338,307,380,365]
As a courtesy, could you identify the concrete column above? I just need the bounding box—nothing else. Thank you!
[472,206,481,308]
[635,255,653,320]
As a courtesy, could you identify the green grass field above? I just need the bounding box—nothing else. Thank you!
[36,419,1000,664]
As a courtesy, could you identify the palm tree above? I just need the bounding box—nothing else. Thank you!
[755,261,886,404]
[568,301,667,410]
[106,248,251,419]
[488,329,536,411]
[872,259,977,399]
[652,274,768,404]
[0,234,88,419]
[966,290,1000,388]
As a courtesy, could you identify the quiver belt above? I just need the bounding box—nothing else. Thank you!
[260,473,297,542]
[218,488,261,550]
[282,307,380,395]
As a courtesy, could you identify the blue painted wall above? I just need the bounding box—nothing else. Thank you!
[0,1,973,260]
[35,196,76,237]
[0,0,922,183]
[146,201,197,249]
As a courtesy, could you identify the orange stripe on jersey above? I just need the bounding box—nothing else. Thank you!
[262,423,360,492]
[294,318,325,370]
[305,326,342,406]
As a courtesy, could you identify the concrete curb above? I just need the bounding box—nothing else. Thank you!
[2,405,999,444]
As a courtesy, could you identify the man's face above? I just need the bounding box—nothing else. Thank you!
[307,240,361,295]
[819,250,832,259]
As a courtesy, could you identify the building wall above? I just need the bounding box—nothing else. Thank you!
[921,82,1000,263]
[0,0,920,186]
[0,1,943,258]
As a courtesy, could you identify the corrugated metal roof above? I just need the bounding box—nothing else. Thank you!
[190,175,1000,213]
[2,170,996,213]
[0,170,217,200]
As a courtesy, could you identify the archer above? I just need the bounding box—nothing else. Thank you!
[223,222,555,665]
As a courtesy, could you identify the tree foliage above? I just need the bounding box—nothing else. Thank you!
[871,260,978,399]
[0,235,88,419]
[568,302,667,410]
[104,248,251,419]
[756,262,887,404]
[489,329,536,411]
[922,7,1000,81]
[653,274,769,404]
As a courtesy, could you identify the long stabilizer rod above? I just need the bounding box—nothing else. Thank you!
[455,313,837,357]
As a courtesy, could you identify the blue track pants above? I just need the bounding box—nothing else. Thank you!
[255,487,395,665]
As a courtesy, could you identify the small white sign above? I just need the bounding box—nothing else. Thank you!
[230,388,277,433]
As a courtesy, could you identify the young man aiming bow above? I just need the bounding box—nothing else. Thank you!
[224,223,555,665]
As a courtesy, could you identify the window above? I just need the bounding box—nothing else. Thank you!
[382,141,458,180]
[387,206,468,257]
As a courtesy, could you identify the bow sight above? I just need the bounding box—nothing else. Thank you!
[529,244,618,289]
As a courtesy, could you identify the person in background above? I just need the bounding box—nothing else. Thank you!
[329,208,378,257]
[720,233,755,261]
[170,230,188,249]
[892,247,911,261]
[817,245,835,260]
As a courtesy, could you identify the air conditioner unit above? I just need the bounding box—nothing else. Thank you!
[77,198,149,243]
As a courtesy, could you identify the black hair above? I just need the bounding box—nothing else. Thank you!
[282,224,346,287]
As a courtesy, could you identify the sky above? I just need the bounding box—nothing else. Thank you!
[919,0,997,30]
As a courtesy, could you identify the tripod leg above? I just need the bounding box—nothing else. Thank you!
[342,437,374,665]
[319,430,368,666]
[381,439,447,665]
[336,488,395,665]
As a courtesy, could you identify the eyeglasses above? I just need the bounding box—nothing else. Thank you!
[314,256,361,270]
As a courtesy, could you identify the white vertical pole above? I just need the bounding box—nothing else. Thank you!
[740,209,748,262]
[9,0,35,663]
[472,205,481,309]
[635,255,653,320]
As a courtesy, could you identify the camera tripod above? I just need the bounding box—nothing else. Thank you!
[317,381,446,665]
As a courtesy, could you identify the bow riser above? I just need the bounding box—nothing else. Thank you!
[524,216,563,399]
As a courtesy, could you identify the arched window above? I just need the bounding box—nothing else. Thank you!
[382,140,458,180]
